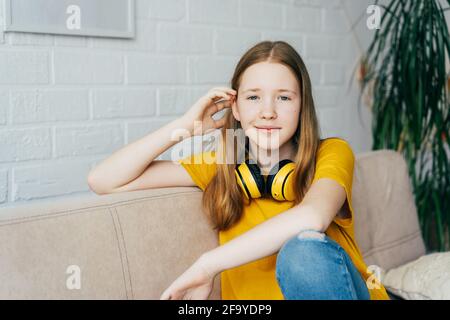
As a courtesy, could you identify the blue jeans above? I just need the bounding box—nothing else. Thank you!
[275,229,371,300]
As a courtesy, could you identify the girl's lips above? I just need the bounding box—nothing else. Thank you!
[254,126,281,132]
[256,129,280,134]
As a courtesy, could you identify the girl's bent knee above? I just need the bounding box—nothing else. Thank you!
[278,229,331,258]
[297,229,326,241]
[276,230,343,286]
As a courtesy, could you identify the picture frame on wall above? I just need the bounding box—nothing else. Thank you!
[3,0,135,39]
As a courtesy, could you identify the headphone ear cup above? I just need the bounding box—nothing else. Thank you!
[246,163,265,197]
[265,160,285,197]
[235,162,264,199]
[266,160,296,201]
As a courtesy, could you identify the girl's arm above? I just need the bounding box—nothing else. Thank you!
[198,177,348,275]
[87,118,193,194]
[87,87,236,195]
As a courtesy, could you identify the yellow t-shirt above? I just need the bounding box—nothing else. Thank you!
[178,137,390,300]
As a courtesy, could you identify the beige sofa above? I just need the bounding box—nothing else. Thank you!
[0,150,427,300]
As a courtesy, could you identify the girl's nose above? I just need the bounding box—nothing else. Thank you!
[259,104,277,120]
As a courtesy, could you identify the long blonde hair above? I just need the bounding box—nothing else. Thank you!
[203,41,321,231]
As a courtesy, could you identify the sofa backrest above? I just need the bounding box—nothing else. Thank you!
[0,149,426,299]
[352,149,426,270]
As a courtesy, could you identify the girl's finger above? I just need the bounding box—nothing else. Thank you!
[160,290,171,300]
[213,100,231,111]
[184,292,192,300]
[205,103,219,117]
[208,99,232,115]
[213,117,227,129]
[211,88,236,100]
[210,87,237,96]
[207,90,230,103]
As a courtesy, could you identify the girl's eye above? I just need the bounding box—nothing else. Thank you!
[246,96,291,101]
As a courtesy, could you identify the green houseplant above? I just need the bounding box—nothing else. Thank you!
[357,0,450,252]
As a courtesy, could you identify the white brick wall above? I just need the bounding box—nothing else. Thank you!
[0,0,378,208]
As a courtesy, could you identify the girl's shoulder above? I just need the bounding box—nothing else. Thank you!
[319,136,351,147]
[318,137,354,156]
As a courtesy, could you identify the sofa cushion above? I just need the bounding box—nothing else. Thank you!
[380,252,450,300]
[110,188,221,299]
[0,206,127,299]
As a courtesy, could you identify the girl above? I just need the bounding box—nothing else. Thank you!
[87,41,390,300]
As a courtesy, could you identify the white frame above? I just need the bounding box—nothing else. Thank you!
[3,0,135,39]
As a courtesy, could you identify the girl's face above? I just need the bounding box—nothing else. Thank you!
[232,62,301,152]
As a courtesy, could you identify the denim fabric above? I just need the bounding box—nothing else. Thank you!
[275,229,371,300]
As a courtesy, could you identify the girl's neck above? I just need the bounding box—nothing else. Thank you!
[248,140,296,175]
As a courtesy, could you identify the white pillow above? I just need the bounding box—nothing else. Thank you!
[380,252,450,300]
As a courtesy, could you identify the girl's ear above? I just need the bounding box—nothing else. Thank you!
[231,99,241,121]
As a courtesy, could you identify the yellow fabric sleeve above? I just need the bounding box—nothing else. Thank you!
[178,151,217,191]
[312,138,355,228]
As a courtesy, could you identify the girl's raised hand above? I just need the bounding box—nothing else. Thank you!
[181,87,237,136]
[159,257,216,300]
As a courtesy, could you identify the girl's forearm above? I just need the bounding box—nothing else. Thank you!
[87,117,191,193]
[199,204,324,276]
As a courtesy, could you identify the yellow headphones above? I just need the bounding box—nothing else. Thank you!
[235,158,296,201]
